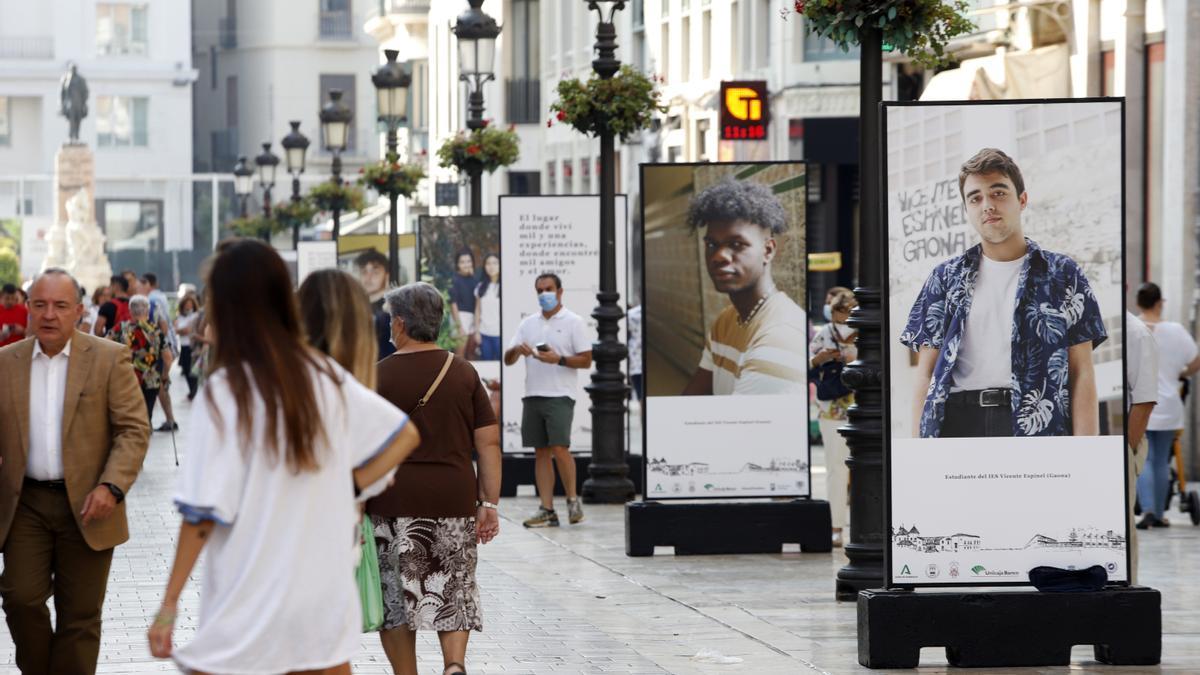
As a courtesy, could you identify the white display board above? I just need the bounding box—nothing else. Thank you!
[891,437,1128,584]
[883,99,1128,587]
[296,240,338,284]
[641,162,810,500]
[498,195,628,454]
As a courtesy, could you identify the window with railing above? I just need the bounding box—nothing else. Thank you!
[507,0,540,123]
[97,96,150,148]
[319,0,353,39]
[96,3,148,56]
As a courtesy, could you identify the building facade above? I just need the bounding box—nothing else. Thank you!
[0,0,196,283]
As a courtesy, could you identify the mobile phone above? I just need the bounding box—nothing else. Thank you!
[535,342,550,352]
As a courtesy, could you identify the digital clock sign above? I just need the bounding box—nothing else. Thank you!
[720,80,769,142]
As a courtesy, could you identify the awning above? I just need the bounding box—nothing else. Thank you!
[920,43,1070,101]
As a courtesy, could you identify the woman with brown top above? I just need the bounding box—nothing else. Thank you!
[369,281,502,675]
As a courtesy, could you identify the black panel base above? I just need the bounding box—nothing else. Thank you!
[499,453,644,498]
[857,586,1161,668]
[625,499,832,556]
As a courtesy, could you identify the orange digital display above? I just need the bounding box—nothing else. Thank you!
[719,81,769,141]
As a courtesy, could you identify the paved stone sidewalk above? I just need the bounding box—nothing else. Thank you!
[1,380,1199,673]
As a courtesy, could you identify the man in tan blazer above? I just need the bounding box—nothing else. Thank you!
[0,268,150,674]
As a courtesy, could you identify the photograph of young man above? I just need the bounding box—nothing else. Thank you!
[901,147,1107,438]
[681,178,807,396]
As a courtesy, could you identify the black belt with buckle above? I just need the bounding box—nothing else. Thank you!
[23,477,67,490]
[948,388,1012,408]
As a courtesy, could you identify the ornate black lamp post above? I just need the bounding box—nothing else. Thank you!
[320,89,353,241]
[452,0,500,216]
[232,155,253,218]
[281,120,310,248]
[581,0,634,504]
[372,48,411,286]
[254,142,279,217]
[836,26,886,600]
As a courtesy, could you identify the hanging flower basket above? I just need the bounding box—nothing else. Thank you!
[794,0,975,68]
[436,125,521,175]
[308,181,367,213]
[227,215,275,239]
[358,159,426,198]
[272,198,319,233]
[549,65,666,142]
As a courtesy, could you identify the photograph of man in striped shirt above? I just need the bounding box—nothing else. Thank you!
[681,178,808,396]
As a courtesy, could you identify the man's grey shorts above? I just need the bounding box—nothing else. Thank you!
[521,396,574,448]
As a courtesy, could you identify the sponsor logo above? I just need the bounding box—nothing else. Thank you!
[925,564,939,578]
[949,562,960,578]
[899,565,913,577]
[1106,562,1119,574]
[970,564,1020,577]
[704,483,714,490]
[654,483,663,492]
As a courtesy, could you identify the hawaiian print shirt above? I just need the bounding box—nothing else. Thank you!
[114,319,165,389]
[900,238,1107,437]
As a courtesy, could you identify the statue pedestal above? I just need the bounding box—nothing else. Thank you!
[54,144,95,227]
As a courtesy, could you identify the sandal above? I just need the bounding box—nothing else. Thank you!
[443,663,466,675]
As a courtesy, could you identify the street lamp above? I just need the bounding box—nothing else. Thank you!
[372,48,411,286]
[581,0,634,504]
[320,88,353,241]
[281,120,310,248]
[232,155,253,218]
[453,0,500,216]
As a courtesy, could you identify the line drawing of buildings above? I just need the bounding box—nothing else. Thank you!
[892,525,982,553]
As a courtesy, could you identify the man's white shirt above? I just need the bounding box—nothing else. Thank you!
[27,338,70,480]
[509,307,591,399]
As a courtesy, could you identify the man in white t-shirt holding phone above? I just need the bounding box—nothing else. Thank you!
[504,273,593,528]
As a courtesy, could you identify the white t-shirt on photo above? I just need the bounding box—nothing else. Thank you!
[1146,320,1198,430]
[951,254,1025,392]
[509,307,592,399]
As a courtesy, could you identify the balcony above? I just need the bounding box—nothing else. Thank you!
[0,36,53,60]
[319,11,354,40]
[376,0,431,15]
[506,78,541,125]
[219,17,237,49]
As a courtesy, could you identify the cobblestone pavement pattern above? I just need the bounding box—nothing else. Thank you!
[1,382,1198,674]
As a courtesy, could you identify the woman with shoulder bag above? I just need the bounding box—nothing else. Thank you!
[808,290,857,547]
[370,282,502,675]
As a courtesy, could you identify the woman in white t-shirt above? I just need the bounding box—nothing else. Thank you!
[147,239,421,674]
[808,290,857,547]
[1135,283,1200,529]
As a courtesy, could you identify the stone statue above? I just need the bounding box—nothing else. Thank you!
[63,188,113,294]
[60,63,89,144]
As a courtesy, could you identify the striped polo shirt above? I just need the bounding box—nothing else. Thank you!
[698,292,808,396]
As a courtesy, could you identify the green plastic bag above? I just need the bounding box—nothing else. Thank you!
[356,514,385,632]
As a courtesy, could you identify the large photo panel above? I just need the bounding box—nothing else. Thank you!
[884,99,1127,586]
[642,162,809,500]
[498,196,628,454]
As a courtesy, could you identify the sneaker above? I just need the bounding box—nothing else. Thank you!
[1136,513,1157,530]
[567,498,585,524]
[523,507,559,528]
[156,421,179,432]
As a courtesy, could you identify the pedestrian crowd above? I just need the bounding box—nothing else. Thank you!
[0,237,609,675]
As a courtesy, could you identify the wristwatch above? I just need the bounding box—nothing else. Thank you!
[557,356,567,367]
[103,482,125,503]
[477,500,498,510]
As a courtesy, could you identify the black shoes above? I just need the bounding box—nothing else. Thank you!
[156,421,179,432]
[1136,513,1170,529]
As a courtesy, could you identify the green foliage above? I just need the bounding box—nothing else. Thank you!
[436,126,521,175]
[308,181,367,213]
[549,65,666,142]
[272,198,319,233]
[358,157,426,198]
[226,215,274,239]
[794,0,975,68]
[0,247,18,286]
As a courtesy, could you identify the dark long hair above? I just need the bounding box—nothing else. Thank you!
[476,252,500,298]
[204,239,331,472]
